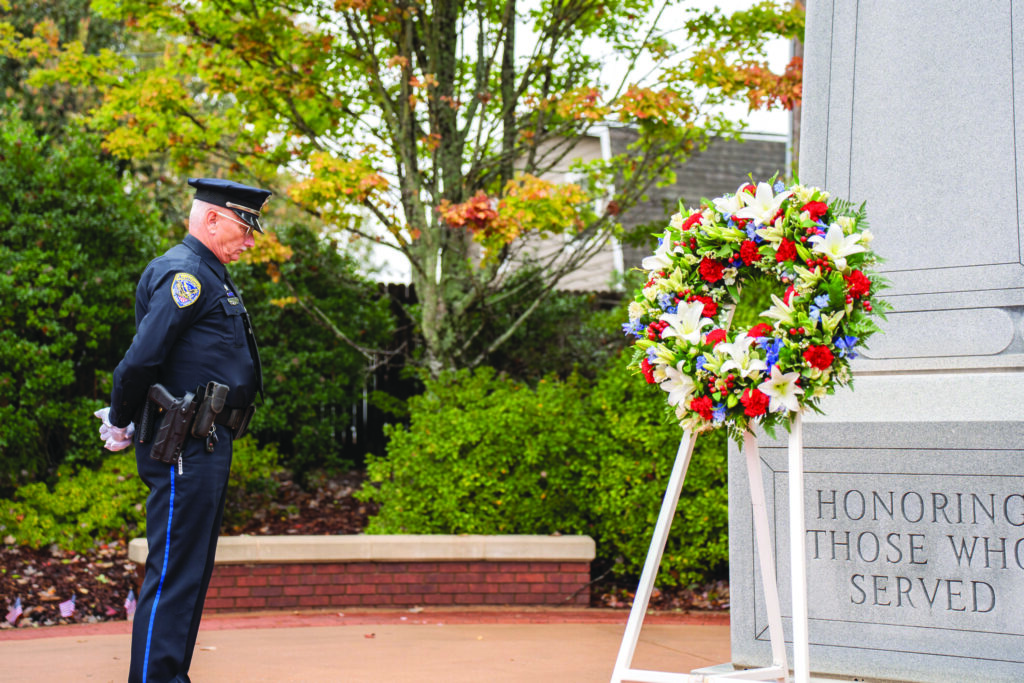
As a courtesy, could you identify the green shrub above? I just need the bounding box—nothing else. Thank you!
[0,437,288,550]
[222,435,285,530]
[0,452,147,552]
[588,351,728,585]
[0,108,161,487]
[360,354,729,587]
[361,367,601,535]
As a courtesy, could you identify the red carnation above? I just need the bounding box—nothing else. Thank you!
[705,328,727,347]
[699,257,724,283]
[681,212,703,231]
[775,238,797,262]
[690,396,714,421]
[740,388,770,417]
[803,345,835,370]
[694,295,718,317]
[784,285,797,305]
[641,358,657,384]
[748,323,773,338]
[739,240,762,265]
[845,270,872,299]
[801,201,829,221]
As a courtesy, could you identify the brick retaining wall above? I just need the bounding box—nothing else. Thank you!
[129,535,595,613]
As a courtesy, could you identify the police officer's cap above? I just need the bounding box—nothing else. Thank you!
[188,178,272,235]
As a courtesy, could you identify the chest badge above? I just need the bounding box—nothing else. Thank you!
[171,273,202,308]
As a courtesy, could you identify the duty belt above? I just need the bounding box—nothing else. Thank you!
[215,405,256,438]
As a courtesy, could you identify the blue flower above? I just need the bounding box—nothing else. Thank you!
[695,355,707,371]
[646,346,660,363]
[621,321,643,338]
[713,403,727,423]
[834,335,859,359]
[745,223,759,240]
[809,294,831,322]
[756,337,783,368]
[773,180,786,193]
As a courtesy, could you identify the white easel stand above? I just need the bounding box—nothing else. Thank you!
[610,413,809,683]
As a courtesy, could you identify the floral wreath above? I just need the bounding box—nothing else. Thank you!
[624,178,889,438]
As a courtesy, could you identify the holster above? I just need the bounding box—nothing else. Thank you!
[147,384,197,464]
[192,381,229,439]
[215,404,256,439]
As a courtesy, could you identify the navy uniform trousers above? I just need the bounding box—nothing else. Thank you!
[129,429,233,683]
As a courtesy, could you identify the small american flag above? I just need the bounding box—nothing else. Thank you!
[58,594,76,618]
[5,597,23,625]
[124,590,137,619]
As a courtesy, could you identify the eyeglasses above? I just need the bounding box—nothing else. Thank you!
[215,211,256,238]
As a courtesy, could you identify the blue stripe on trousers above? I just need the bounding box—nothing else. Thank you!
[142,465,175,681]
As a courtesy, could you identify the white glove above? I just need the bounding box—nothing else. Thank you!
[94,407,135,452]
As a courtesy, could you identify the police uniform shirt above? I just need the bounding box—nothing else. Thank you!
[109,233,260,427]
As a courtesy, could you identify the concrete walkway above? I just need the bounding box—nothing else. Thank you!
[0,608,730,682]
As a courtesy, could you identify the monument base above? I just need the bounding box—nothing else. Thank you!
[728,372,1024,683]
[694,664,894,682]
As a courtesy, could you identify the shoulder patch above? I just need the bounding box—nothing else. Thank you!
[171,273,202,308]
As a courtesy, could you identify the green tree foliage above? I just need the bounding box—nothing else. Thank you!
[0,0,126,137]
[229,225,396,474]
[360,353,728,586]
[0,109,162,488]
[16,0,803,377]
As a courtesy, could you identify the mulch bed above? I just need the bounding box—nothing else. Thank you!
[1,470,728,629]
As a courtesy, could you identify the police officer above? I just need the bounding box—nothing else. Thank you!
[96,178,270,682]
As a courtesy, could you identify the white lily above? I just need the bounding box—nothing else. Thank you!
[758,365,805,413]
[820,310,845,335]
[734,182,793,225]
[715,333,768,379]
[754,223,786,245]
[669,212,685,229]
[641,239,677,272]
[792,184,815,204]
[627,301,645,322]
[761,293,798,327]
[713,186,745,216]
[660,362,697,407]
[651,362,669,383]
[651,344,676,366]
[809,222,867,270]
[659,301,712,345]
[793,264,824,284]
[675,408,709,433]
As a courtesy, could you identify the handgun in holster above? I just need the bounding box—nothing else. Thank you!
[144,384,196,464]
